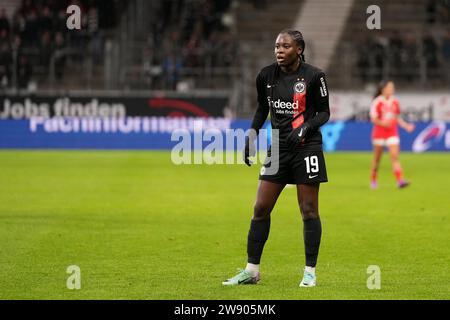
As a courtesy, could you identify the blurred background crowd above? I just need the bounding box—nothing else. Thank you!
[0,0,449,115]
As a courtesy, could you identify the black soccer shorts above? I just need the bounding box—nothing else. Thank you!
[258,146,328,185]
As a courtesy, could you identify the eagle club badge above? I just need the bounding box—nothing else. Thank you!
[294,81,306,93]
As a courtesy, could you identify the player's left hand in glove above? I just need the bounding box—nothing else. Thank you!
[286,122,310,151]
[243,135,256,166]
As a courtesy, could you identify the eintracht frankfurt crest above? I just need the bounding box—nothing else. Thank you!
[294,81,306,93]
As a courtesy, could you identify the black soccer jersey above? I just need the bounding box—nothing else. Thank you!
[250,62,330,151]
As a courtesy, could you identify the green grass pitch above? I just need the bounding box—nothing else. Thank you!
[0,150,449,299]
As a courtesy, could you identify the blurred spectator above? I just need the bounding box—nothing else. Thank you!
[97,0,118,29]
[217,29,238,67]
[388,31,404,78]
[249,0,267,10]
[0,8,10,34]
[422,32,439,78]
[39,30,52,67]
[426,0,437,24]
[163,29,182,58]
[427,0,450,24]
[215,0,232,13]
[12,34,23,59]
[19,0,35,16]
[17,54,32,89]
[161,0,185,32]
[402,32,419,80]
[54,32,66,80]
[442,30,450,61]
[87,4,99,34]
[0,29,12,87]
[369,34,388,81]
[356,37,371,82]
[200,0,221,39]
[39,6,53,34]
[163,51,182,90]
[205,29,221,67]
[183,22,204,68]
[11,10,25,38]
[438,0,450,23]
[442,29,450,81]
[54,8,68,33]
[23,9,39,46]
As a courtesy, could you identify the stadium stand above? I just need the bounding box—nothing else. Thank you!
[117,0,239,91]
[0,0,122,90]
[0,0,449,114]
[234,0,305,115]
[328,0,450,90]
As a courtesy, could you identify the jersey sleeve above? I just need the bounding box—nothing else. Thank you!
[393,98,400,115]
[370,98,381,119]
[250,72,270,135]
[308,71,330,130]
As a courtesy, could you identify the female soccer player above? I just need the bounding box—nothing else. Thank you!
[222,29,330,287]
[370,80,415,189]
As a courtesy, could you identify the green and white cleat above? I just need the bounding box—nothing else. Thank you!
[299,269,316,287]
[222,268,260,286]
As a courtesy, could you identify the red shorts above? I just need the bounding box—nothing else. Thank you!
[372,125,399,146]
[372,136,400,146]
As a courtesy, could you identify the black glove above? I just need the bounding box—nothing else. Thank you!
[286,122,311,151]
[243,135,256,166]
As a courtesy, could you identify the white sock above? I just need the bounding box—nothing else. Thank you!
[305,266,315,275]
[245,263,260,276]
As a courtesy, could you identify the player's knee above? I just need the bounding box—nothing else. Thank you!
[253,202,271,220]
[300,202,318,220]
[392,161,401,170]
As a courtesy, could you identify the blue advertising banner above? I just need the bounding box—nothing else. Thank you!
[322,121,449,152]
[0,118,449,152]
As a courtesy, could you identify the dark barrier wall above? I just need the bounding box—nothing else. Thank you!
[0,95,229,118]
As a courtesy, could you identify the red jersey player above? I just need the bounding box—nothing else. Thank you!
[370,80,415,189]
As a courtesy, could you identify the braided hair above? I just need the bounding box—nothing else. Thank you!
[279,29,306,62]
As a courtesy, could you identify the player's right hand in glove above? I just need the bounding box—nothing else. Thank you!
[243,135,256,166]
[286,122,310,151]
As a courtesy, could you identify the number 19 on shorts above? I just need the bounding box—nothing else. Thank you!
[304,156,319,173]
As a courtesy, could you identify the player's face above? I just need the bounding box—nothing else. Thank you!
[382,82,395,97]
[274,34,301,67]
